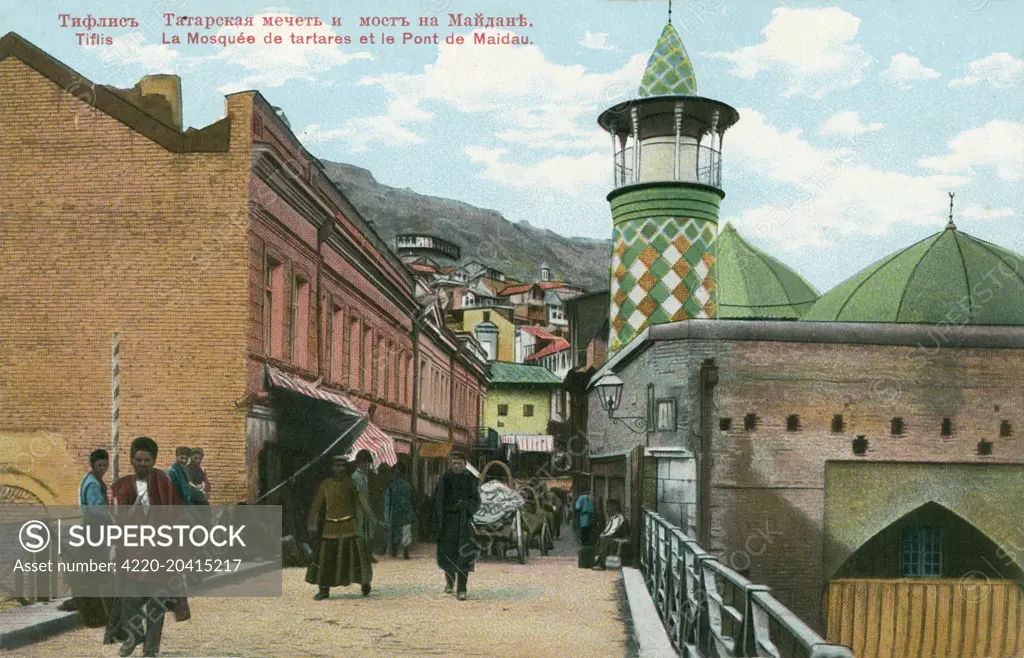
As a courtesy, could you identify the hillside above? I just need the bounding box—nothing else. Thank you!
[322,161,611,290]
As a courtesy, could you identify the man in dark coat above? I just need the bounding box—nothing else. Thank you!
[433,451,480,600]
[383,463,415,559]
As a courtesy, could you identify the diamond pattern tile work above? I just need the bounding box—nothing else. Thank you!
[638,23,697,98]
[609,217,717,352]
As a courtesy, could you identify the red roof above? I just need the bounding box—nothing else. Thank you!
[499,280,576,296]
[498,282,533,296]
[410,264,438,273]
[520,325,558,340]
[525,337,570,362]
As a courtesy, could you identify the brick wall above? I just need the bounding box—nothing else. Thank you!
[588,331,1024,629]
[0,58,253,504]
[708,339,1024,627]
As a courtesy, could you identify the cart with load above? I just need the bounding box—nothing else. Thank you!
[471,461,529,564]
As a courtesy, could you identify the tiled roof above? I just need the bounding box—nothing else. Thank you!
[486,361,563,385]
[520,325,559,340]
[499,283,534,296]
[524,338,570,362]
[638,23,697,97]
[499,281,574,296]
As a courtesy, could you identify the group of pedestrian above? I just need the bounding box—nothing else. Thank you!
[304,450,480,601]
[76,438,211,657]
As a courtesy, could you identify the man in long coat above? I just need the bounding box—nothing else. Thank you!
[109,436,185,658]
[383,463,415,559]
[433,451,480,600]
[306,455,376,599]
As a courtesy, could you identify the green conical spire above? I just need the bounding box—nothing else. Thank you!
[638,22,697,97]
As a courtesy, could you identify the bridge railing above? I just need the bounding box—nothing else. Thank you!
[641,509,854,658]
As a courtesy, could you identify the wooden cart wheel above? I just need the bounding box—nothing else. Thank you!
[539,521,550,556]
[516,511,527,564]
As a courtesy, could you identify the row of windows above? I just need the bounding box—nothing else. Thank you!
[723,414,1015,437]
[264,253,479,417]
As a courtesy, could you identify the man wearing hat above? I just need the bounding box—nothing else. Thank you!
[306,454,377,599]
[433,451,480,600]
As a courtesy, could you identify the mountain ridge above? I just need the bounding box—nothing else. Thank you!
[322,160,612,290]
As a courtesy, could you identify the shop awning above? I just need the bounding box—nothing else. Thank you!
[500,434,554,453]
[266,365,397,467]
[394,438,411,455]
[419,440,453,459]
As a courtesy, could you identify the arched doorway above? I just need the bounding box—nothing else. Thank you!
[826,502,1024,656]
[0,485,48,608]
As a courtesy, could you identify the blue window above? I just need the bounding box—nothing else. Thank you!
[900,526,941,577]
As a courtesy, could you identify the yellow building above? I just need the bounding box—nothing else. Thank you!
[446,307,516,362]
[482,361,562,434]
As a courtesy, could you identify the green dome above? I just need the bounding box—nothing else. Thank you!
[801,226,1024,325]
[716,223,820,319]
[638,23,697,97]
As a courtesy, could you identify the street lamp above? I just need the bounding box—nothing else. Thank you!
[595,372,648,434]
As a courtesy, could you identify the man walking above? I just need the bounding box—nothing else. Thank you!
[350,450,378,562]
[110,436,184,657]
[383,463,415,559]
[306,454,376,599]
[433,451,480,600]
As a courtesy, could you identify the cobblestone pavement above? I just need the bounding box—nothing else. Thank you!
[2,537,629,657]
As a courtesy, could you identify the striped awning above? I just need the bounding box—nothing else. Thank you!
[500,434,554,453]
[265,365,398,467]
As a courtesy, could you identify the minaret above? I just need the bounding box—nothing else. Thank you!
[598,17,739,352]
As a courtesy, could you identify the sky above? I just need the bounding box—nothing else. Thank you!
[3,0,1022,292]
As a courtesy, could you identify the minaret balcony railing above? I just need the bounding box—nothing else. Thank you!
[613,143,723,190]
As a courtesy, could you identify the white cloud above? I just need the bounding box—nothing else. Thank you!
[706,7,871,99]
[308,29,647,159]
[880,53,940,88]
[579,32,614,51]
[464,146,607,194]
[950,52,1024,88]
[918,120,1024,181]
[961,205,1014,220]
[819,111,883,137]
[722,109,970,247]
[211,12,373,93]
[90,32,181,73]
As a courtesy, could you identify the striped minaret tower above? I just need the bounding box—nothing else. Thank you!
[599,17,739,353]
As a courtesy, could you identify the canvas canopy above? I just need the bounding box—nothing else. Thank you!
[472,480,525,526]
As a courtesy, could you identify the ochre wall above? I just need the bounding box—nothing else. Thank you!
[824,462,1024,577]
[483,388,552,435]
[459,309,515,362]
